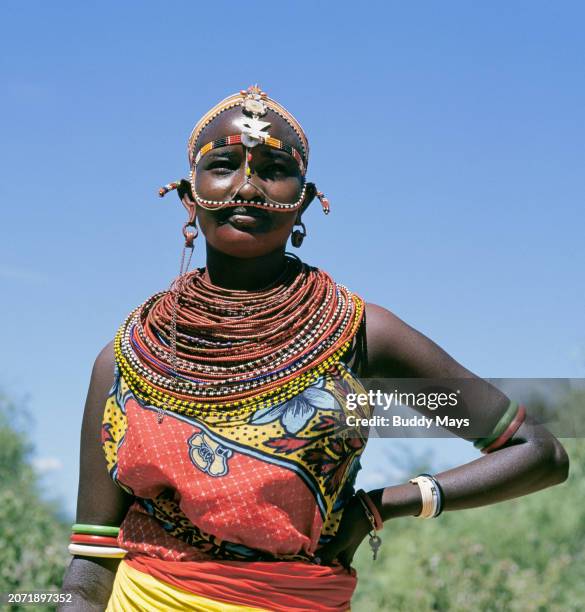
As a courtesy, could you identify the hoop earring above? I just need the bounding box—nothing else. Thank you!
[178,211,198,278]
[182,219,198,249]
[291,220,307,248]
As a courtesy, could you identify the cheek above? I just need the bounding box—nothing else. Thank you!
[195,173,240,199]
[195,168,304,203]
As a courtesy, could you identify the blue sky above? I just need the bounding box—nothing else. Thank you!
[1,1,583,516]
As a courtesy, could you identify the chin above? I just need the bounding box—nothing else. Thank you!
[205,230,287,259]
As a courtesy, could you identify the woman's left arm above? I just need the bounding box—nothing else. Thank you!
[364,302,570,521]
[315,303,569,568]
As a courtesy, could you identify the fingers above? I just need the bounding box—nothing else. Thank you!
[314,543,343,566]
[316,546,355,574]
[314,532,348,564]
[337,550,353,572]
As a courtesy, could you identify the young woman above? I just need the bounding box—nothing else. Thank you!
[60,86,569,611]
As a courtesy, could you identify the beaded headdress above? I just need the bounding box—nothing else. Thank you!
[159,85,330,215]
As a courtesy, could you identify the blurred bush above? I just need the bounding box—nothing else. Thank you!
[352,392,585,611]
[0,393,69,611]
[0,389,582,611]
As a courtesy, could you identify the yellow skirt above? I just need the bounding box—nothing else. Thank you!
[106,559,270,611]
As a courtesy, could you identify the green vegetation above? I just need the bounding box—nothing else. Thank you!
[352,393,585,611]
[0,390,583,611]
[0,394,69,612]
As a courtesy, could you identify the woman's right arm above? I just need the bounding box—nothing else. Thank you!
[58,341,134,611]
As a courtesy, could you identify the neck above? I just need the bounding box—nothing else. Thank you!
[203,244,289,290]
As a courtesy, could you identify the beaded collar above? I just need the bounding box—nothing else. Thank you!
[114,255,364,423]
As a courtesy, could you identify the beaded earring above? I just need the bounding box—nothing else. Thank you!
[179,193,198,273]
[291,220,307,248]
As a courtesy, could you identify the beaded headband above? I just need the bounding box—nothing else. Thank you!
[188,85,309,169]
[159,85,330,215]
[193,134,306,175]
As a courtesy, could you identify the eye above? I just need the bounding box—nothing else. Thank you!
[206,160,238,175]
[257,163,291,180]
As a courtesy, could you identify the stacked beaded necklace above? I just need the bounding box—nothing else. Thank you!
[115,254,364,425]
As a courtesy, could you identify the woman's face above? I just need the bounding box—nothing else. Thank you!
[191,107,310,258]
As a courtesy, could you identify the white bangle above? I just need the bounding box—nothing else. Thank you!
[68,543,127,558]
[409,476,439,519]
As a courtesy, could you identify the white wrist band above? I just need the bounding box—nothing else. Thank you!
[68,543,127,558]
[409,476,439,519]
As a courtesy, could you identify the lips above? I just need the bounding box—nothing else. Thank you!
[217,204,270,222]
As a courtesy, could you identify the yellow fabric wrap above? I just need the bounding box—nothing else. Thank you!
[106,560,270,612]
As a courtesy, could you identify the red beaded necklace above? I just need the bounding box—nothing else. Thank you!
[115,254,364,419]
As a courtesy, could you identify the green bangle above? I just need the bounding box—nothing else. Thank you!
[474,401,518,450]
[71,524,120,537]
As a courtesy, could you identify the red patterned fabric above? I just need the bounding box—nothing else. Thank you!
[102,345,372,607]
[103,357,371,563]
[125,554,356,612]
[116,395,323,560]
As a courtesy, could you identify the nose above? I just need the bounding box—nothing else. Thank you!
[234,178,262,202]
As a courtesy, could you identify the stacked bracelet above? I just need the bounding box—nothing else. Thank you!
[68,544,126,558]
[481,404,526,453]
[355,490,383,560]
[71,524,121,537]
[70,534,119,546]
[69,524,127,559]
[474,401,526,453]
[409,475,444,518]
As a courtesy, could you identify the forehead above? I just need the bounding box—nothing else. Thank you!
[194,106,304,157]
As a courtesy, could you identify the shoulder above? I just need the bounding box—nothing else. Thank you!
[91,340,116,390]
[364,302,421,356]
[363,303,416,377]
[364,302,473,378]
[82,340,116,428]
[365,302,409,336]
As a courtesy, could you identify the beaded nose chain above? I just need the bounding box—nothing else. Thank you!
[192,151,310,214]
